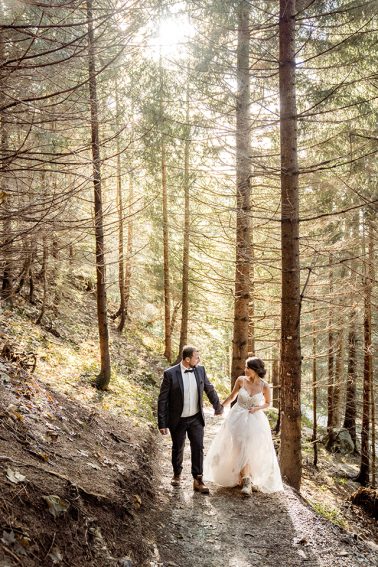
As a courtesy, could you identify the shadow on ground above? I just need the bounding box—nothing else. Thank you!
[149,410,377,567]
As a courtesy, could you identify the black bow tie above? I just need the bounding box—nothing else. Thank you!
[184,368,194,373]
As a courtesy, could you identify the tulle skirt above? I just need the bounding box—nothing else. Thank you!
[204,403,284,493]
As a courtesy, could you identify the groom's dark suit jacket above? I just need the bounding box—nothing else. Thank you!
[158,364,223,430]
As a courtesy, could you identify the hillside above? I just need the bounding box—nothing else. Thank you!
[0,283,376,566]
[0,281,164,566]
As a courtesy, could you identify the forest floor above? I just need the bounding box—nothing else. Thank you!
[151,412,378,567]
[0,282,165,566]
[0,284,377,566]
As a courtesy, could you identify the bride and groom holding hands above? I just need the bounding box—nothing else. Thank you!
[158,345,283,496]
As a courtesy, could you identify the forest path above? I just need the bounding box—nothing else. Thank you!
[150,410,377,567]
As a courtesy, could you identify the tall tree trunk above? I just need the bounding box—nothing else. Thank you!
[368,222,375,487]
[50,118,60,313]
[36,237,48,325]
[278,0,302,490]
[114,85,126,333]
[272,344,281,433]
[356,216,373,485]
[16,237,34,295]
[178,74,191,358]
[248,240,255,354]
[312,322,318,467]
[371,332,376,487]
[69,245,74,272]
[162,138,172,362]
[272,347,280,410]
[0,56,12,304]
[86,0,111,390]
[170,301,181,339]
[231,0,251,387]
[343,308,358,450]
[29,268,35,304]
[159,54,172,363]
[327,261,335,430]
[52,237,61,313]
[123,173,134,321]
[331,327,344,429]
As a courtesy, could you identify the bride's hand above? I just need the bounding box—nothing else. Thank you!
[249,407,258,414]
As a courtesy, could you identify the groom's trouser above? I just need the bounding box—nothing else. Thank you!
[170,412,204,478]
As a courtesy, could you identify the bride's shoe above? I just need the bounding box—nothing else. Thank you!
[241,476,252,496]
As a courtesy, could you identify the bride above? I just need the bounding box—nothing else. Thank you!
[204,356,283,495]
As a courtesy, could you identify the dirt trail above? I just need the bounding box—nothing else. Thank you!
[150,410,377,567]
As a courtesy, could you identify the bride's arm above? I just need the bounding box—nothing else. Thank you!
[222,377,243,407]
[249,381,271,413]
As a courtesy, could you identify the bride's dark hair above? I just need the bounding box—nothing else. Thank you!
[246,356,266,378]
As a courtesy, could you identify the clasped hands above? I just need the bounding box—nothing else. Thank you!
[214,404,224,416]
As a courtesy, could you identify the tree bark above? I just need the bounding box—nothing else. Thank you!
[162,137,172,362]
[312,323,318,467]
[123,173,134,323]
[331,327,344,429]
[36,237,48,325]
[327,260,335,429]
[248,240,255,354]
[86,0,111,390]
[52,238,60,311]
[231,0,251,387]
[159,53,172,363]
[272,348,280,410]
[0,40,12,305]
[343,309,358,450]
[16,237,35,296]
[356,217,372,485]
[178,74,191,358]
[278,0,302,490]
[368,222,375,487]
[114,85,126,333]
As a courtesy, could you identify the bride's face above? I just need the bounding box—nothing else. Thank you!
[245,366,259,380]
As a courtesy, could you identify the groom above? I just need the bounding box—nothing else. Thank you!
[158,345,223,494]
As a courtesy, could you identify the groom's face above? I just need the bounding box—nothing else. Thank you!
[189,350,200,368]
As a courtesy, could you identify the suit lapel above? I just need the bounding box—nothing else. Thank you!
[194,366,201,396]
[175,365,184,398]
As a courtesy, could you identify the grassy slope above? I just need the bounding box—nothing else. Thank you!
[1,281,164,425]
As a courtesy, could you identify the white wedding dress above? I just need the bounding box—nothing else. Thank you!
[204,382,284,493]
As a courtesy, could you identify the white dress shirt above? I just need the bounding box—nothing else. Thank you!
[180,363,199,417]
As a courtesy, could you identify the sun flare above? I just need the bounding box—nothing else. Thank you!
[146,15,195,60]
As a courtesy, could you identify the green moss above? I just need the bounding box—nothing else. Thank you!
[310,502,347,528]
[334,476,348,486]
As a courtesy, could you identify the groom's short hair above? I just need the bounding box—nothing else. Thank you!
[182,345,197,360]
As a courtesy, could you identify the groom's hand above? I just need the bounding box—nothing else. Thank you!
[214,404,224,416]
[159,428,168,435]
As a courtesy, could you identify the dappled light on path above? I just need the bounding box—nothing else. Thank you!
[150,409,376,567]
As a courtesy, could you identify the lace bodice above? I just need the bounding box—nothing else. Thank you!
[237,387,264,410]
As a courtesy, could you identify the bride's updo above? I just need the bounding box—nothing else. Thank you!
[246,356,266,378]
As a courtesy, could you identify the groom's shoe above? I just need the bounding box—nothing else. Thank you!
[171,474,181,487]
[193,475,210,494]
